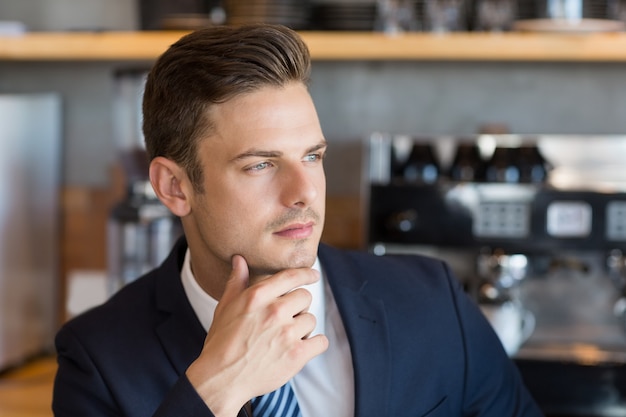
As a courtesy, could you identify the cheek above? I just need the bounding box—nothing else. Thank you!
[316,171,327,198]
[219,190,274,229]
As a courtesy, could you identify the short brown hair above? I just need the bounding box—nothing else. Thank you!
[142,24,311,192]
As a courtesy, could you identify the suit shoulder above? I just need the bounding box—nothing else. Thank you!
[321,244,447,274]
[58,271,160,343]
[319,244,453,291]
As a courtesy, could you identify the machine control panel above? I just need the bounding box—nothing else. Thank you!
[546,201,592,238]
[475,202,530,238]
[368,183,626,253]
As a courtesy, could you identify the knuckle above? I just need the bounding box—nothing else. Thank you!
[245,284,268,310]
[266,301,285,320]
[292,287,312,303]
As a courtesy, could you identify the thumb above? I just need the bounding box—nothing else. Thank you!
[219,254,249,304]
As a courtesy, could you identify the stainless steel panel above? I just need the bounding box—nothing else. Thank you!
[0,93,61,370]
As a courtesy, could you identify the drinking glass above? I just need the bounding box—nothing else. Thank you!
[545,0,582,21]
[609,0,626,23]
[376,0,419,34]
[474,0,516,32]
[424,0,468,32]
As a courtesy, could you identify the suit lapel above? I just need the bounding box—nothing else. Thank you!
[153,239,207,376]
[155,306,206,376]
[320,245,391,417]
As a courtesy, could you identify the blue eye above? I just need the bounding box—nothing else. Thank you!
[304,153,322,162]
[247,161,272,172]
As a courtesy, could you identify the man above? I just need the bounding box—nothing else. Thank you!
[53,24,542,417]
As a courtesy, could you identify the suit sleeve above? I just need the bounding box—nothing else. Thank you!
[52,325,216,417]
[441,263,544,417]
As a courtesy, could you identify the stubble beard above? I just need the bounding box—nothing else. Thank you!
[249,206,323,276]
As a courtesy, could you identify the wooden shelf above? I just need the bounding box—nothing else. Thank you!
[2,31,626,62]
[0,31,183,61]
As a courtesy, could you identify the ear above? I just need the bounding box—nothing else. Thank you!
[149,156,192,217]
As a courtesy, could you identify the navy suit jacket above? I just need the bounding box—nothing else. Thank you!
[53,238,542,416]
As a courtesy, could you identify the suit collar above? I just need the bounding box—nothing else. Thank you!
[319,244,391,417]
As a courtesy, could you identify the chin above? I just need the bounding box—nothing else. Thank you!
[246,245,314,274]
[271,240,319,270]
[287,244,318,267]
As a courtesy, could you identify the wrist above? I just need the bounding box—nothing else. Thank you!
[186,362,245,417]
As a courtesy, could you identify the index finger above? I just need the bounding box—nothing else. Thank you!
[252,267,320,300]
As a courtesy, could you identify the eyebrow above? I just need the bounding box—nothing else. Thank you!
[307,141,328,154]
[231,140,328,162]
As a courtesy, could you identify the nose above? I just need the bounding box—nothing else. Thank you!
[280,163,322,208]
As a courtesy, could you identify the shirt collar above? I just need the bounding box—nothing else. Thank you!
[181,248,326,336]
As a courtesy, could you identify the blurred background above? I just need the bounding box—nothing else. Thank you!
[3,1,626,416]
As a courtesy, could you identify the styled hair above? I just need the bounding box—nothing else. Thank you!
[142,24,311,191]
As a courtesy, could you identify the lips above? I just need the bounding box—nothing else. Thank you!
[274,221,315,239]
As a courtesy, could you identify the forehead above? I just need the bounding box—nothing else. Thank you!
[205,83,324,153]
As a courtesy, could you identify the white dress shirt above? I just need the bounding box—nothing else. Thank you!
[181,249,354,417]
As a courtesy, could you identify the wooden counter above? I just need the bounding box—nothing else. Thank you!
[3,31,626,62]
[0,355,55,417]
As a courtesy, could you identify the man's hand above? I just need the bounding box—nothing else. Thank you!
[185,255,329,417]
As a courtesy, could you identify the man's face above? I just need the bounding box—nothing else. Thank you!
[185,82,327,282]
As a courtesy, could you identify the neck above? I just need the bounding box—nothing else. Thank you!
[187,252,231,301]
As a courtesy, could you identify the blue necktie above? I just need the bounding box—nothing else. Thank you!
[251,381,302,417]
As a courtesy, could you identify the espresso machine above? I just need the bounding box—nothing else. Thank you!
[107,69,183,295]
[365,132,626,416]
